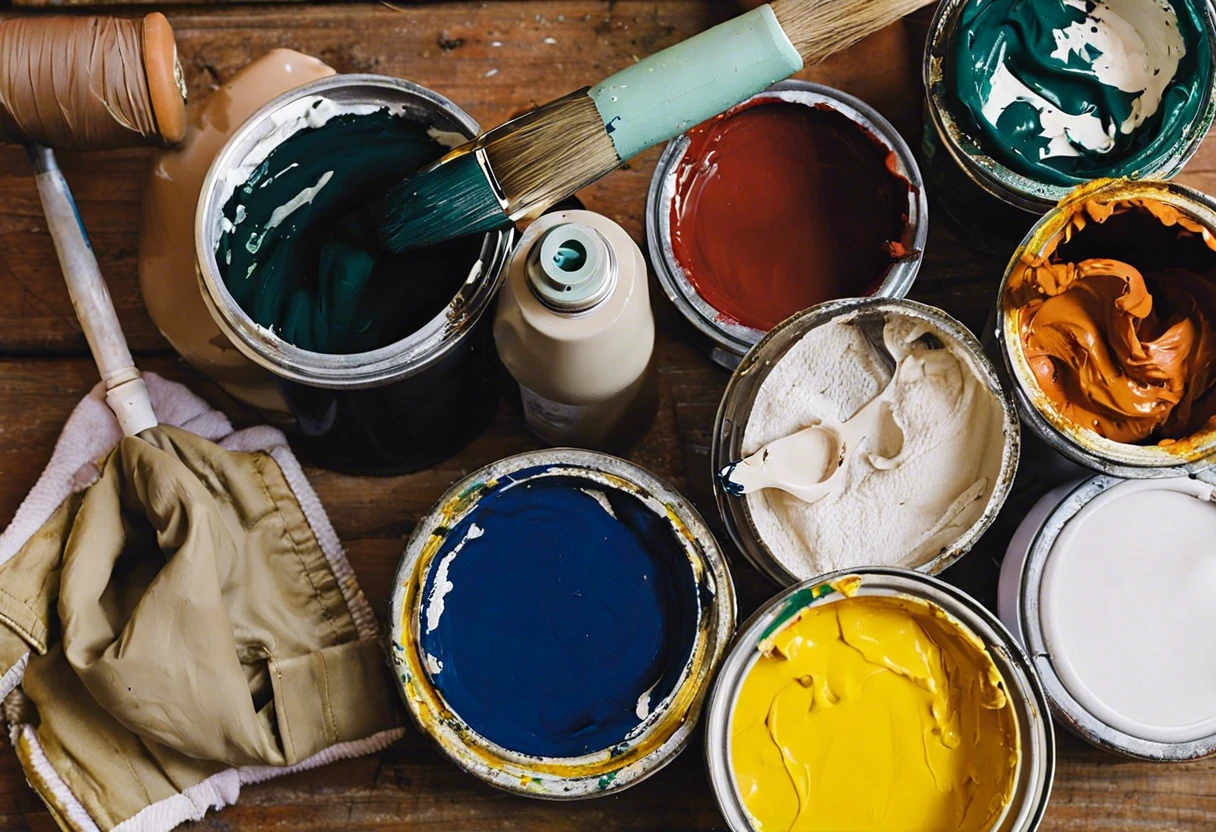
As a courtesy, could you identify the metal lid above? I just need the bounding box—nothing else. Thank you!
[527,222,616,312]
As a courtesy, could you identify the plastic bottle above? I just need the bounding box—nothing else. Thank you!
[494,210,656,450]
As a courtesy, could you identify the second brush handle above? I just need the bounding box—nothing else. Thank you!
[27,146,158,437]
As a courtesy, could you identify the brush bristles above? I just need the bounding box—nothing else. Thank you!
[484,90,621,220]
[771,0,935,63]
[379,150,508,251]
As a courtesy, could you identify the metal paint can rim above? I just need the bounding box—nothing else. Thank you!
[923,0,1216,214]
[195,73,515,390]
[387,448,737,799]
[703,567,1056,832]
[711,296,1021,586]
[998,474,1216,761]
[645,80,928,370]
[996,178,1216,477]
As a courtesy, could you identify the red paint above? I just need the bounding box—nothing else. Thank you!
[670,99,912,332]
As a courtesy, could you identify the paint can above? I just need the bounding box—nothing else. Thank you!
[999,475,1216,760]
[704,568,1055,832]
[923,0,1216,253]
[712,296,1020,586]
[195,74,514,474]
[645,81,927,371]
[388,449,736,798]
[998,178,1216,477]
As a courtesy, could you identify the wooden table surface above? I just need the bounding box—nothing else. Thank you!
[2,2,1215,829]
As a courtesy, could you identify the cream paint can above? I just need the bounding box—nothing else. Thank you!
[712,297,1019,586]
[1000,474,1216,760]
[494,210,656,451]
[704,568,1055,832]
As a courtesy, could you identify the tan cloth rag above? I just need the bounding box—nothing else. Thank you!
[0,374,403,831]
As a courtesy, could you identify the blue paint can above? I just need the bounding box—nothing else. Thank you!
[389,449,735,798]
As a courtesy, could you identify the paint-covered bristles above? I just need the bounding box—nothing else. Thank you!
[380,92,619,252]
[378,150,507,251]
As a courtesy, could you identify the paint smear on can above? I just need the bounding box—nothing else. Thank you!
[418,471,700,758]
[730,592,1019,832]
[669,100,912,332]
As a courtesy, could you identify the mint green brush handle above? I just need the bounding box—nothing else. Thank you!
[588,6,803,159]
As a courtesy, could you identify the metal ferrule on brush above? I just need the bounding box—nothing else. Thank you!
[480,88,623,222]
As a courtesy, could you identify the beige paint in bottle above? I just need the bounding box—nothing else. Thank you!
[494,210,656,450]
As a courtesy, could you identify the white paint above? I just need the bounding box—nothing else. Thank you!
[424,523,484,635]
[265,170,333,231]
[425,653,444,675]
[426,126,468,149]
[1041,479,1216,743]
[981,0,1185,159]
[579,487,619,520]
[635,688,653,721]
[741,313,1004,577]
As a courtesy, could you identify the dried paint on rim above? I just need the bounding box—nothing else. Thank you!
[999,474,1216,760]
[711,296,1020,586]
[703,568,1055,832]
[387,449,736,799]
[997,178,1216,477]
[645,80,928,369]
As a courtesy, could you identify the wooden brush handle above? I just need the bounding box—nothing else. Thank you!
[0,14,186,151]
[770,0,936,63]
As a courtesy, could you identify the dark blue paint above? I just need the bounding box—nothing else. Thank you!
[419,469,700,758]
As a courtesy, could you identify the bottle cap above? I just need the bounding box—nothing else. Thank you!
[526,222,615,312]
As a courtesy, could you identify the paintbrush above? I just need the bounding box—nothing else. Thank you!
[380,0,932,251]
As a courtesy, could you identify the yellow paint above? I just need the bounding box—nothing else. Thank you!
[730,593,1019,832]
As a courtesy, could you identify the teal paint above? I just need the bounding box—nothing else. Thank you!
[216,106,481,353]
[950,0,1212,186]
[589,5,803,160]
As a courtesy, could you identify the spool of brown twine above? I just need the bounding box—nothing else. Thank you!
[0,13,186,151]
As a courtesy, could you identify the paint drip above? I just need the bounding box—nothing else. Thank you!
[1005,196,1216,443]
[730,590,1019,832]
[216,104,481,354]
[952,0,1211,185]
[418,470,700,758]
[669,100,912,332]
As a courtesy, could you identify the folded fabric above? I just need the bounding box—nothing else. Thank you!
[0,373,403,831]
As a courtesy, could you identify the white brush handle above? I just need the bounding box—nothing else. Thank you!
[28,144,157,436]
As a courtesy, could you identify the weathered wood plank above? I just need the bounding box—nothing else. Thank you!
[0,2,1214,829]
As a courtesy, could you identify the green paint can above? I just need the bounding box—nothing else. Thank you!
[923,0,1216,253]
